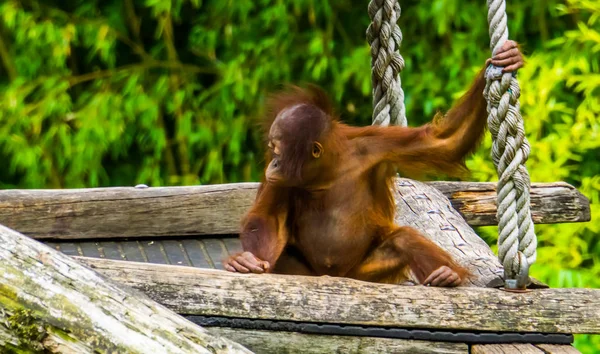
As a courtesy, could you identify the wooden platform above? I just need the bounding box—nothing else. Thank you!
[75,257,593,353]
[0,181,593,353]
[41,237,590,353]
[38,240,588,354]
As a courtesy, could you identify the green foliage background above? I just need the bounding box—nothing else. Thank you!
[0,0,598,351]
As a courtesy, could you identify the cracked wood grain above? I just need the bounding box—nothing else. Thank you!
[0,224,251,353]
[75,256,600,334]
[392,179,504,287]
[0,180,589,240]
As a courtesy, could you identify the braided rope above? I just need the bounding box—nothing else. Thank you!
[366,0,406,127]
[485,0,536,286]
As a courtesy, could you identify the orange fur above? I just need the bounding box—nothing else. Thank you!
[225,68,492,287]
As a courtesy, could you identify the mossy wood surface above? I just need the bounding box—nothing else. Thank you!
[0,224,251,354]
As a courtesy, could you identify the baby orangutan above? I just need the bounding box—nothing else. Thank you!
[224,41,524,287]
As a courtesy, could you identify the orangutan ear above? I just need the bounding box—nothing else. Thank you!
[312,141,323,158]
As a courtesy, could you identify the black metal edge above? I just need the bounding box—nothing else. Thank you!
[184,315,573,345]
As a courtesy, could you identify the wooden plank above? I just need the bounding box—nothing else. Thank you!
[223,237,243,255]
[76,257,600,334]
[181,239,214,268]
[535,344,581,354]
[209,327,468,354]
[120,241,147,263]
[432,181,591,226]
[55,241,82,256]
[162,240,191,266]
[0,183,257,240]
[203,239,228,270]
[100,241,124,261]
[0,180,589,240]
[472,344,544,354]
[140,240,170,264]
[0,225,251,353]
[78,241,103,258]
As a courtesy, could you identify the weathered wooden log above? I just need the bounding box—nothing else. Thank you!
[393,179,503,286]
[535,344,581,354]
[75,257,600,334]
[208,328,468,354]
[0,224,251,353]
[471,344,581,354]
[433,181,590,226]
[0,180,589,240]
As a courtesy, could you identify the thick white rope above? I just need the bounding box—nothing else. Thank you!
[367,0,407,127]
[485,0,537,287]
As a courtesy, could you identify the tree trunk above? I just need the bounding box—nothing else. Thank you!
[0,224,251,354]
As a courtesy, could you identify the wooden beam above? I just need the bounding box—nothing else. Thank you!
[471,344,545,354]
[0,183,256,240]
[76,257,600,334]
[0,180,589,240]
[535,344,581,354]
[433,181,590,226]
[208,328,468,354]
[0,224,251,353]
[471,344,581,354]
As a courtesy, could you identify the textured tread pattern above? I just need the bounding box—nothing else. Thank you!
[46,237,242,269]
[186,316,573,345]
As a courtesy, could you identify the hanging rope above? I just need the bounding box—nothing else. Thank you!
[485,0,537,289]
[366,0,407,127]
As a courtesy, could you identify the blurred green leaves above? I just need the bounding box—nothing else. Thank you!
[0,0,599,350]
